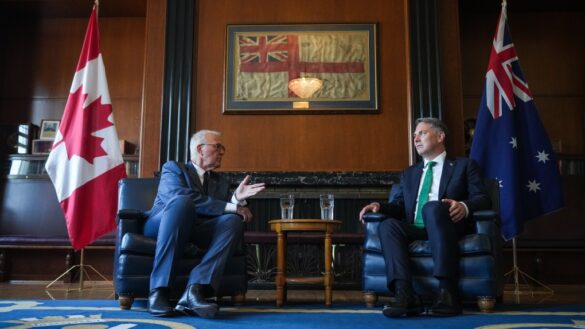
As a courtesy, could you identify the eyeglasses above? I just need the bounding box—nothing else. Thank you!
[202,143,226,151]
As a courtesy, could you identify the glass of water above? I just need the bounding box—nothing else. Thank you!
[320,194,334,220]
[279,194,294,219]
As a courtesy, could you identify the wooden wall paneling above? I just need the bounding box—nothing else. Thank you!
[0,15,145,149]
[139,0,167,177]
[194,0,412,172]
[101,18,146,149]
[438,0,465,156]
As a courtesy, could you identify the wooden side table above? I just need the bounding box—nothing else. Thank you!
[268,219,341,307]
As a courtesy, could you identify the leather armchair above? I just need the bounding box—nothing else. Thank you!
[114,177,248,310]
[361,180,503,309]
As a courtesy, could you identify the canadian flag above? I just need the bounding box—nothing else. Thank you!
[45,5,126,250]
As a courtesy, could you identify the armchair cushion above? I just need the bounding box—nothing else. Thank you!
[120,232,208,259]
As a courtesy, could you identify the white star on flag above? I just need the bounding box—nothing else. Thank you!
[526,180,541,193]
[509,137,518,148]
[535,150,550,163]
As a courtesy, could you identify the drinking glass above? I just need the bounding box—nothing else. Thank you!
[279,194,294,219]
[320,194,335,220]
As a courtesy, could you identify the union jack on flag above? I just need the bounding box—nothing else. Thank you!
[470,2,563,240]
[484,7,533,119]
[239,35,289,64]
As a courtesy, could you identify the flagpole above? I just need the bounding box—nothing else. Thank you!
[45,248,113,292]
[504,238,554,302]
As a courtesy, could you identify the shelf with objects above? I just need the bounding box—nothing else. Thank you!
[5,154,139,179]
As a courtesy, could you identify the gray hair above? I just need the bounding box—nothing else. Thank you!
[189,129,221,160]
[415,117,449,136]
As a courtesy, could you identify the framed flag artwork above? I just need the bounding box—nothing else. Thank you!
[224,23,378,114]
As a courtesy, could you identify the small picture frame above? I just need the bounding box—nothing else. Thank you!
[39,120,60,140]
[32,139,54,154]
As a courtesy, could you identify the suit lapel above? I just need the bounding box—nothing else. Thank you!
[439,157,456,198]
[407,162,424,214]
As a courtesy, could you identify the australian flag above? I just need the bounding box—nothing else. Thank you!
[470,2,563,241]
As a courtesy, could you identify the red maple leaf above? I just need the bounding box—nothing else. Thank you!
[54,88,113,164]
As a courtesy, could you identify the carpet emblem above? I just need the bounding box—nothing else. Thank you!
[476,320,585,329]
[0,314,195,329]
[0,301,196,329]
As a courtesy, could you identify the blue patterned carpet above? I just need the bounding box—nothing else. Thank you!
[0,300,584,329]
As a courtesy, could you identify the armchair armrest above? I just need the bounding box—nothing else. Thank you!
[471,210,499,235]
[117,209,148,237]
[362,212,388,223]
[118,209,147,220]
[472,210,498,222]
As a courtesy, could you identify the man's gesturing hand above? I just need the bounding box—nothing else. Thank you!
[234,175,266,201]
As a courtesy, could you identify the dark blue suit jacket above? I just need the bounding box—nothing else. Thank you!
[148,161,232,225]
[379,156,490,225]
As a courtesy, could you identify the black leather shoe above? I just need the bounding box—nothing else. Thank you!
[382,286,423,318]
[148,288,176,317]
[428,288,463,316]
[175,284,219,318]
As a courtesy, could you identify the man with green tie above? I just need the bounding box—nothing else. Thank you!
[359,117,490,317]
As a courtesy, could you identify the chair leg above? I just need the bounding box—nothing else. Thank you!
[363,292,378,308]
[232,292,246,306]
[118,294,134,310]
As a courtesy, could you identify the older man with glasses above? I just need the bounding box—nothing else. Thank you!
[144,129,265,318]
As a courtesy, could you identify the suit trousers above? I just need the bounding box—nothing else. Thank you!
[378,201,465,292]
[145,195,244,292]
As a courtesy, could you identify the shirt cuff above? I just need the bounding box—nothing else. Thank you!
[459,201,469,218]
[225,202,238,213]
[231,194,247,206]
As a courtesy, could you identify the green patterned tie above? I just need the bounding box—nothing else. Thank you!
[414,161,437,228]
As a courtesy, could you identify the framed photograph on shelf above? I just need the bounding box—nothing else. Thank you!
[224,23,378,114]
[32,139,53,154]
[39,120,60,140]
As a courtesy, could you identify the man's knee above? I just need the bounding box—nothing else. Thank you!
[218,214,244,234]
[423,201,450,224]
[163,196,196,223]
[378,216,402,234]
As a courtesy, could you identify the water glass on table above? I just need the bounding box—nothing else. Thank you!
[280,193,294,219]
[320,194,335,220]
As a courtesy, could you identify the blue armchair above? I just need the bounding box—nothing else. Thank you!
[113,177,248,310]
[361,179,503,310]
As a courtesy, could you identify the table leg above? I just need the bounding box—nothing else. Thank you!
[324,231,333,306]
[275,231,287,306]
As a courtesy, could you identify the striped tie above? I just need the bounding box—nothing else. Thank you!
[414,161,436,228]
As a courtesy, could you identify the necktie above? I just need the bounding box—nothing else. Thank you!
[414,161,436,228]
[202,171,209,194]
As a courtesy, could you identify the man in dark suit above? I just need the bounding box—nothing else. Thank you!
[144,129,265,318]
[359,117,490,318]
